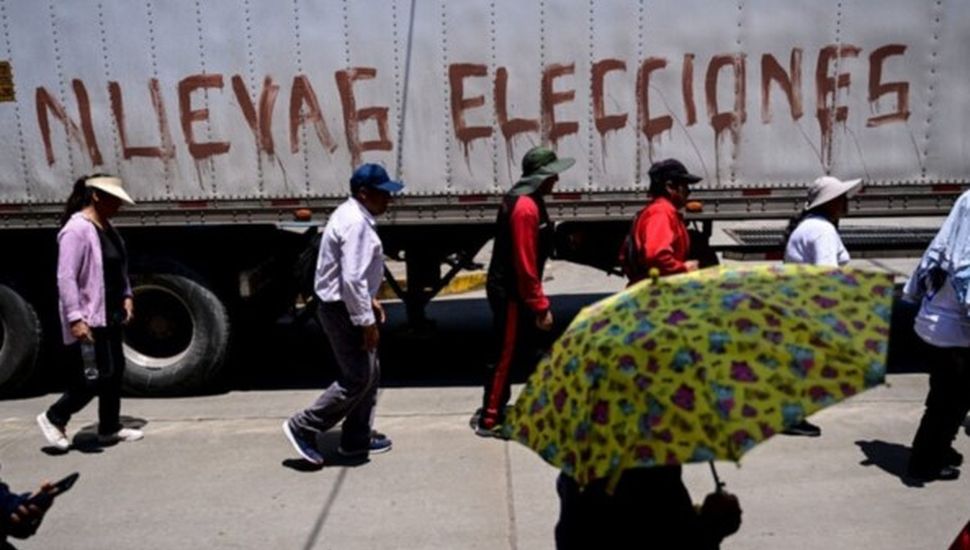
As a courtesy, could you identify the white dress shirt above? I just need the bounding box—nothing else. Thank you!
[314,197,384,326]
[783,215,850,267]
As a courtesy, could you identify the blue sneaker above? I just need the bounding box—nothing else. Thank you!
[283,421,324,465]
[338,431,392,457]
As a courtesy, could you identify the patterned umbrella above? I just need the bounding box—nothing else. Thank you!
[505,264,893,488]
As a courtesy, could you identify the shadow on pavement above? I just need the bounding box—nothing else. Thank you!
[40,415,147,455]
[74,415,149,451]
[301,469,349,550]
[40,446,84,456]
[855,439,925,488]
[281,459,323,472]
[277,460,354,550]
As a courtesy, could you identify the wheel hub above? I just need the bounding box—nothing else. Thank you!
[124,285,193,369]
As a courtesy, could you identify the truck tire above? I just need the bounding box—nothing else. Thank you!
[123,273,230,395]
[0,284,41,394]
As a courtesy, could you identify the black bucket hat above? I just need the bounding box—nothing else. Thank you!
[510,146,575,195]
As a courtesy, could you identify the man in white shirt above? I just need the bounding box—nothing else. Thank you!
[283,164,403,466]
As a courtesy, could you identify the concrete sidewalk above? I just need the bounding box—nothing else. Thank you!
[0,374,964,549]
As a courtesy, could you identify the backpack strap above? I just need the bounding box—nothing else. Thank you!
[620,204,649,281]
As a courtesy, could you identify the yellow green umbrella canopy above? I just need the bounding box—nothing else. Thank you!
[506,264,893,488]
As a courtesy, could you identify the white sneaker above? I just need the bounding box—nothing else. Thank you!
[98,428,144,444]
[36,413,70,451]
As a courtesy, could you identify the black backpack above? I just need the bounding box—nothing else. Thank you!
[293,229,322,298]
[618,206,648,281]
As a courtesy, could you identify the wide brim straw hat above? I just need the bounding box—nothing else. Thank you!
[85,176,135,205]
[804,176,862,211]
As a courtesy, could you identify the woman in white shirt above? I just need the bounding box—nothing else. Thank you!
[904,191,970,482]
[781,175,863,436]
[907,278,970,481]
[783,176,860,267]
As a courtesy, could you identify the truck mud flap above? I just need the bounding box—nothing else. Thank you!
[0,284,41,394]
[123,273,230,395]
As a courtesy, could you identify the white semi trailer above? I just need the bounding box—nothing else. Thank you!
[0,0,966,394]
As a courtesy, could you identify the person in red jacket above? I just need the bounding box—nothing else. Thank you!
[620,158,702,282]
[473,146,574,437]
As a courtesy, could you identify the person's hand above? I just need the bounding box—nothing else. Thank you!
[536,310,554,331]
[123,297,135,325]
[700,490,742,540]
[70,320,93,343]
[362,324,380,352]
[684,260,700,272]
[8,482,55,539]
[371,299,386,325]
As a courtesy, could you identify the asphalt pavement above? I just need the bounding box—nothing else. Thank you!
[0,374,966,549]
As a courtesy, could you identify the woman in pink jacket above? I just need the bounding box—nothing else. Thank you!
[36,175,143,451]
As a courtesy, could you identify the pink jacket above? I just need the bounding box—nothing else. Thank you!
[57,212,132,344]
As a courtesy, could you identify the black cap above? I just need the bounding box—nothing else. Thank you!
[648,159,702,186]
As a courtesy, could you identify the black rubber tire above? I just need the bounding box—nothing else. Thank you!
[123,273,230,395]
[0,284,42,394]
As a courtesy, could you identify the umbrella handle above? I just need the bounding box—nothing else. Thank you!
[709,461,725,493]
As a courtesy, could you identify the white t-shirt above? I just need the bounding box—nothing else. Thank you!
[914,279,970,348]
[783,215,850,267]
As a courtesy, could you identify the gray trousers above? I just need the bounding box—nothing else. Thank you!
[289,301,379,450]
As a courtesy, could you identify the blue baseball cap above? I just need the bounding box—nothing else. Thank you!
[350,164,404,194]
